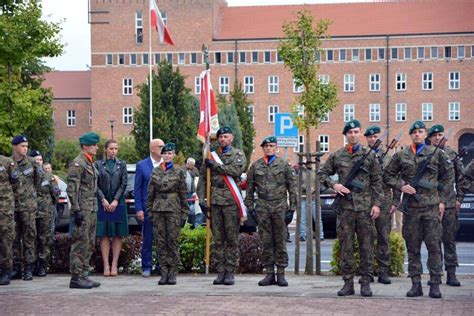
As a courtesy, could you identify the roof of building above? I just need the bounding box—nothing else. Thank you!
[42,71,91,100]
[216,1,474,40]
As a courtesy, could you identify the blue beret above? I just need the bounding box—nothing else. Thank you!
[261,136,277,147]
[11,134,28,145]
[409,121,426,134]
[428,124,444,138]
[216,126,232,137]
[29,150,41,157]
[79,132,100,146]
[364,126,381,137]
[161,142,176,153]
[342,119,361,134]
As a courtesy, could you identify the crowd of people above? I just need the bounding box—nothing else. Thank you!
[0,121,472,299]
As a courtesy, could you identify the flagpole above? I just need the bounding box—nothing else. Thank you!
[149,0,153,142]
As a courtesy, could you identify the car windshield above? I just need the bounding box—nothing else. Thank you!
[126,173,135,193]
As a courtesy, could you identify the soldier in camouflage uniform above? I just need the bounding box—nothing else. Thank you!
[245,136,297,286]
[384,121,452,299]
[197,126,246,285]
[0,155,19,285]
[459,160,474,195]
[29,150,60,277]
[147,143,189,285]
[319,120,383,297]
[10,135,42,281]
[67,132,101,289]
[428,125,463,287]
[364,126,395,284]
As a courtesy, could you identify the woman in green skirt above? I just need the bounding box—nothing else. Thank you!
[95,139,128,276]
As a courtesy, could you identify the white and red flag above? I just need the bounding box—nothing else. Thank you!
[150,0,175,46]
[197,69,219,143]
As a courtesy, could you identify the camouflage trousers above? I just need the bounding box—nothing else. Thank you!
[256,199,288,273]
[69,211,97,276]
[337,209,374,283]
[0,208,15,269]
[211,204,240,273]
[151,211,181,272]
[402,204,442,280]
[13,210,37,265]
[36,214,53,262]
[374,206,392,274]
[442,207,459,271]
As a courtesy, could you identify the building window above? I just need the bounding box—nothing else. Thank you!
[88,110,92,127]
[194,77,201,94]
[297,134,304,153]
[395,103,407,121]
[130,54,137,65]
[449,72,460,90]
[378,48,385,60]
[293,79,304,93]
[396,73,407,91]
[244,76,254,94]
[123,107,133,125]
[106,54,113,65]
[248,105,254,123]
[135,11,143,43]
[422,72,433,90]
[448,102,460,121]
[327,49,334,62]
[365,48,372,61]
[472,45,474,58]
[268,105,279,123]
[161,11,167,25]
[296,104,305,117]
[264,51,271,63]
[276,52,283,63]
[67,110,76,127]
[417,47,425,60]
[458,46,465,59]
[214,52,221,64]
[422,103,433,121]
[219,76,230,95]
[319,135,329,152]
[343,104,355,122]
[344,74,355,92]
[315,50,321,62]
[142,53,149,65]
[444,46,452,58]
[239,52,246,63]
[190,53,197,64]
[154,53,160,64]
[227,52,234,64]
[320,111,329,123]
[369,103,380,122]
[319,74,329,85]
[430,47,438,59]
[123,78,133,95]
[339,49,346,62]
[352,49,359,62]
[251,51,258,63]
[118,54,125,65]
[178,53,185,64]
[369,73,380,91]
[166,53,173,63]
[268,75,279,94]
[391,47,398,60]
[404,47,412,60]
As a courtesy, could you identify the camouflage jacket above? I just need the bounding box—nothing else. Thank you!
[67,153,98,213]
[197,147,246,206]
[318,145,383,212]
[458,160,474,200]
[36,171,60,215]
[12,155,41,212]
[442,146,464,208]
[245,156,297,210]
[383,145,453,207]
[375,151,400,208]
[0,155,18,212]
[146,164,189,215]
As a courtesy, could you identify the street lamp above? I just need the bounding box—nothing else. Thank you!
[108,119,116,140]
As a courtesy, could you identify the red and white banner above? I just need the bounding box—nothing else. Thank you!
[150,0,175,46]
[197,69,219,143]
[210,151,247,222]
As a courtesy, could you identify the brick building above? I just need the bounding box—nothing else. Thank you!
[57,0,474,163]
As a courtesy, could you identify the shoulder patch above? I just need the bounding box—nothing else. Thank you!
[74,163,80,167]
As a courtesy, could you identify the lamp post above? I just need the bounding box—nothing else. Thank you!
[108,119,116,139]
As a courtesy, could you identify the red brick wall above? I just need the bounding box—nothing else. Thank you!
[52,100,91,140]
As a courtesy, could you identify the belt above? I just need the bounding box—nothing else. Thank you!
[258,192,286,201]
[158,192,179,199]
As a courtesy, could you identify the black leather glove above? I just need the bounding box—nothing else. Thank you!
[200,202,211,219]
[285,210,295,225]
[205,159,217,170]
[74,210,84,227]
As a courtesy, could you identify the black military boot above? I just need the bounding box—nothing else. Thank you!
[10,264,22,280]
[258,273,276,286]
[446,270,461,287]
[276,272,288,287]
[337,279,355,296]
[23,264,33,281]
[37,260,47,277]
[0,269,11,286]
[223,271,235,285]
[429,276,442,298]
[213,271,226,285]
[406,281,423,297]
[167,270,177,285]
[70,275,93,289]
[360,283,373,297]
[158,269,169,285]
[377,272,391,284]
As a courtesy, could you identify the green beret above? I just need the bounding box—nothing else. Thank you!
[161,142,176,153]
[409,120,426,134]
[79,132,100,146]
[364,126,381,137]
[428,124,444,138]
[260,136,277,147]
[342,119,361,134]
[216,126,232,137]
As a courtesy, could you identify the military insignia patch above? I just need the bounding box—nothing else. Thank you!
[74,163,80,166]
[350,122,355,128]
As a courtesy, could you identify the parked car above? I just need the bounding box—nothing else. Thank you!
[55,177,71,232]
[458,193,474,241]
[320,187,337,238]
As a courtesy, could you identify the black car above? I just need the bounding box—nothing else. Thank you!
[125,164,140,229]
[320,188,337,238]
[458,193,474,240]
[55,177,70,232]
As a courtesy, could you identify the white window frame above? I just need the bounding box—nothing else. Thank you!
[458,46,465,59]
[118,54,125,65]
[268,105,279,123]
[396,73,407,91]
[344,74,355,92]
[339,49,346,62]
[391,47,398,60]
[135,11,143,44]
[293,79,304,93]
[251,51,258,63]
[422,72,433,91]
[67,110,76,127]
[226,52,234,64]
[106,54,113,65]
[449,72,460,90]
[343,104,355,122]
[448,102,460,121]
[320,111,329,123]
[422,103,433,121]
[219,76,230,95]
[154,53,161,64]
[239,51,246,64]
[194,76,201,95]
[369,103,381,122]
[123,107,133,125]
[244,76,254,94]
[430,47,438,59]
[130,53,137,65]
[369,73,380,91]
[190,52,197,65]
[417,47,425,60]
[365,48,372,61]
[319,74,329,85]
[378,48,385,60]
[123,78,133,95]
[395,103,407,122]
[296,134,304,153]
[352,48,359,62]
[319,135,329,153]
[327,49,334,62]
[404,47,412,60]
[268,75,279,94]
[142,53,149,65]
[264,51,271,63]
[178,52,185,65]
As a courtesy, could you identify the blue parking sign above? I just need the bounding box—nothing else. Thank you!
[275,113,298,147]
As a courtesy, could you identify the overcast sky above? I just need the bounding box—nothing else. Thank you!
[41,0,367,71]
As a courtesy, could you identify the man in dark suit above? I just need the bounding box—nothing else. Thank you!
[134,138,164,277]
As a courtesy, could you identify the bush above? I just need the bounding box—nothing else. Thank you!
[237,232,263,273]
[330,231,405,277]
[179,225,209,273]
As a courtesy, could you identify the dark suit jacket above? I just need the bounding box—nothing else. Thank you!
[134,157,154,214]
[95,158,127,202]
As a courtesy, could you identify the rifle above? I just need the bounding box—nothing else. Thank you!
[378,131,402,165]
[331,138,383,214]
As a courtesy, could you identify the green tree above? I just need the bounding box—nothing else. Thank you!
[132,62,200,159]
[230,82,255,167]
[51,139,80,173]
[117,137,140,164]
[217,94,243,150]
[0,0,63,154]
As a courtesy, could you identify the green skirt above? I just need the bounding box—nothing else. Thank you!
[96,197,129,237]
